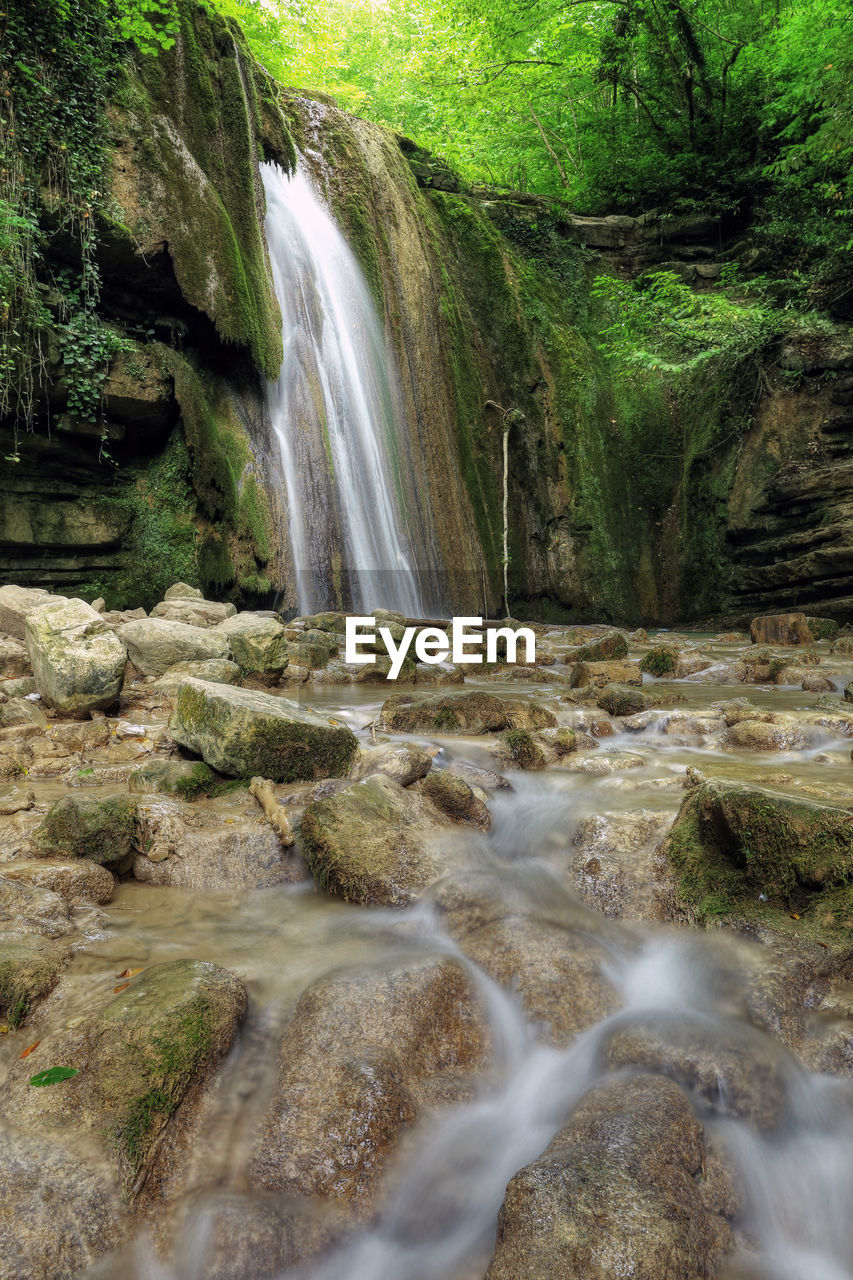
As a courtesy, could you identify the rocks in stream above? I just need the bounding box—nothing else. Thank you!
[118,618,231,677]
[216,612,290,674]
[749,612,814,646]
[485,1075,735,1280]
[1,959,247,1197]
[299,772,483,904]
[26,597,127,716]
[249,958,488,1226]
[573,809,674,919]
[0,933,69,1028]
[659,778,853,936]
[33,793,139,872]
[378,689,556,735]
[0,1124,129,1280]
[169,678,357,781]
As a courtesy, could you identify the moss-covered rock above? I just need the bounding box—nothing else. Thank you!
[300,774,440,905]
[596,684,654,717]
[640,646,679,676]
[566,632,629,664]
[571,660,643,689]
[420,769,491,829]
[661,779,853,934]
[0,934,69,1028]
[378,690,556,735]
[2,959,247,1196]
[170,678,357,781]
[217,612,289,674]
[26,597,127,716]
[34,794,139,871]
[128,758,226,800]
[805,617,840,641]
[118,617,230,678]
[495,728,548,770]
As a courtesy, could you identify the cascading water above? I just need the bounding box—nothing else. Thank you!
[262,160,427,618]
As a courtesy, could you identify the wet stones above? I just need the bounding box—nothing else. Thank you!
[118,618,230,677]
[1,959,247,1197]
[250,958,488,1219]
[749,612,814,646]
[378,689,556,735]
[300,774,442,905]
[0,933,69,1028]
[485,1075,735,1280]
[169,678,357,781]
[216,612,290,674]
[26,598,127,716]
[660,778,853,930]
[33,793,139,872]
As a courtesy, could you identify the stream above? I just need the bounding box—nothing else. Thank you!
[4,652,853,1280]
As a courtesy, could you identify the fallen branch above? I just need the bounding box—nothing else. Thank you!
[249,777,295,847]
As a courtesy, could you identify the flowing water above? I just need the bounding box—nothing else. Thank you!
[262,160,431,618]
[4,654,850,1279]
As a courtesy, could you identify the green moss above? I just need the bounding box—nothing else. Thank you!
[0,941,62,1030]
[573,633,629,663]
[640,647,679,676]
[499,728,546,769]
[35,794,138,871]
[120,0,295,378]
[665,780,853,939]
[596,684,652,717]
[806,617,840,641]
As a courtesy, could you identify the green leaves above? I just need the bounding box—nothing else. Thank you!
[29,1066,79,1087]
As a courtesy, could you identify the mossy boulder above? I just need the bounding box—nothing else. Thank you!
[596,684,654,717]
[419,769,491,829]
[150,598,237,628]
[153,657,240,693]
[118,618,230,678]
[170,678,357,781]
[0,934,69,1028]
[287,640,334,670]
[640,646,679,676]
[217,613,289,674]
[378,690,556,735]
[129,758,224,800]
[26,598,127,716]
[564,631,628,664]
[299,774,441,905]
[0,585,60,640]
[661,779,853,927]
[2,959,247,1196]
[496,728,548,769]
[805,617,840,642]
[1,859,114,906]
[34,794,139,871]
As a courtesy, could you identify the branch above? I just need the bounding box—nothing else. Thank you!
[530,106,570,186]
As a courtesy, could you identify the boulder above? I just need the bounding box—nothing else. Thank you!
[660,778,853,920]
[128,758,223,798]
[217,612,289,673]
[571,660,642,689]
[153,657,241,693]
[485,1075,734,1280]
[26,598,127,716]
[419,769,491,829]
[150,598,237,628]
[805,617,840,641]
[249,958,487,1218]
[352,742,433,787]
[0,633,31,677]
[0,585,60,639]
[749,612,813,645]
[164,582,203,600]
[299,774,442,905]
[640,645,679,676]
[596,683,653,716]
[133,796,302,890]
[378,690,556,735]
[602,1011,788,1130]
[0,859,114,906]
[170,679,357,781]
[436,877,619,1046]
[562,632,628,664]
[0,933,69,1027]
[572,810,674,919]
[721,718,809,752]
[33,794,138,871]
[0,1126,128,1280]
[1,959,247,1197]
[118,618,230,678]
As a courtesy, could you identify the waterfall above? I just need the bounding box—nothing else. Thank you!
[262,160,427,618]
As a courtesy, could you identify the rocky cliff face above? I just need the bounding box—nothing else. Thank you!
[2,0,852,623]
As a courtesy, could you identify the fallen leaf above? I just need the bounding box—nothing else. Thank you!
[0,1025,8,1034]
[113,983,130,994]
[18,1040,40,1059]
[29,1066,78,1087]
[115,968,142,979]
[789,913,801,920]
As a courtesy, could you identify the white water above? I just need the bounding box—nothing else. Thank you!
[262,161,425,618]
